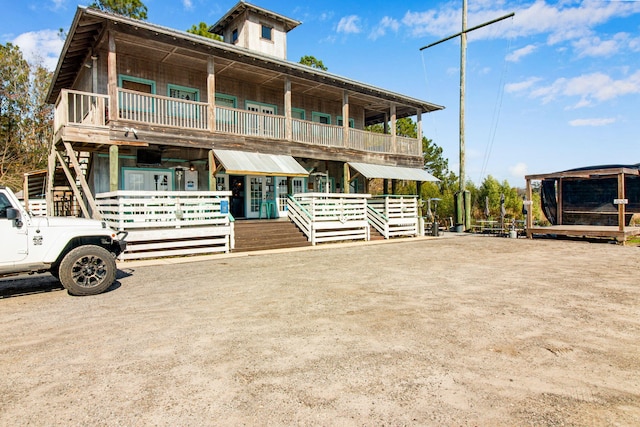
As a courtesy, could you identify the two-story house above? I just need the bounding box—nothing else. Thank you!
[43,2,444,256]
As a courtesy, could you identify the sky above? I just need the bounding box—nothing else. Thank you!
[2,0,640,187]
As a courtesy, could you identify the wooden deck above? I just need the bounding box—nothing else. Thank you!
[527,224,640,243]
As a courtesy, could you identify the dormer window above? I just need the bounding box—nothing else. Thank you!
[261,24,272,41]
[232,28,238,43]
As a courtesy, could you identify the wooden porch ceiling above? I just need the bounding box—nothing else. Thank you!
[48,7,444,124]
[109,33,421,124]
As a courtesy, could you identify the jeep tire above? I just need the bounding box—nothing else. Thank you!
[58,245,117,296]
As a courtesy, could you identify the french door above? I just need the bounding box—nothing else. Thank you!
[246,102,276,137]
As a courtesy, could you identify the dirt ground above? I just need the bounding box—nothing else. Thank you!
[1,234,639,426]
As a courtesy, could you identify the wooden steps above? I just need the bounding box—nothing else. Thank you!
[233,219,312,252]
[370,227,385,241]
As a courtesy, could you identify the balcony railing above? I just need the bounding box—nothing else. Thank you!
[118,88,208,129]
[56,89,421,156]
[54,89,109,133]
[216,106,286,139]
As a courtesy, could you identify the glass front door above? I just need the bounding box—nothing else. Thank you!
[230,175,245,218]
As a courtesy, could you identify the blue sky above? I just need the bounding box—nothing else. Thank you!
[3,0,640,187]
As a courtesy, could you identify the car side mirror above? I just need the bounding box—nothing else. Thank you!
[7,208,23,227]
[6,207,20,220]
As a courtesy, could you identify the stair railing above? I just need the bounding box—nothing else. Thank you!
[287,195,314,243]
[367,204,389,238]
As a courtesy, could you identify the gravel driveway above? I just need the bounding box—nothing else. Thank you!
[1,235,639,426]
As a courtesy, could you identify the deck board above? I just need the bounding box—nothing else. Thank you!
[527,225,640,242]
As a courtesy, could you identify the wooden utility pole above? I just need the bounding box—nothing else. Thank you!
[420,3,514,231]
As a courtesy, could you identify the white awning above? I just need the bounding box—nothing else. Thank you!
[213,149,309,177]
[348,162,439,182]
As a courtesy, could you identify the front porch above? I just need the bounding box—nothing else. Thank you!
[92,191,424,260]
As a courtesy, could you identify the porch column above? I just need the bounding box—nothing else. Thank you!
[416,181,423,216]
[391,179,397,195]
[208,150,216,190]
[618,172,626,232]
[383,179,388,194]
[557,178,563,225]
[284,77,292,141]
[525,178,533,238]
[109,145,118,192]
[92,55,98,93]
[416,108,423,156]
[287,177,293,196]
[46,143,56,215]
[343,163,350,194]
[390,104,397,154]
[342,90,349,148]
[207,57,216,132]
[107,32,118,122]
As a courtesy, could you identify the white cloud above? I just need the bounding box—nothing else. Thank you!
[572,33,628,58]
[569,118,616,127]
[337,15,362,34]
[527,71,640,107]
[402,1,640,55]
[509,162,528,180]
[369,16,400,40]
[51,0,66,9]
[505,77,542,93]
[183,0,193,10]
[506,44,537,62]
[12,30,64,71]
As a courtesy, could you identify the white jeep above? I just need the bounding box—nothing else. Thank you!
[0,186,127,296]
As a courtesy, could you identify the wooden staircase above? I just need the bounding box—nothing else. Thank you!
[233,219,312,252]
[233,219,386,252]
[370,227,385,241]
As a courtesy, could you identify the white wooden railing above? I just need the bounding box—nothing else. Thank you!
[288,193,371,245]
[56,89,422,156]
[291,119,345,147]
[54,89,109,132]
[26,199,47,217]
[216,106,286,139]
[367,196,420,239]
[95,191,234,260]
[118,88,208,130]
[397,136,422,156]
[349,128,393,153]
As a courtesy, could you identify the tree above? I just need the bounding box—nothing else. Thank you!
[0,43,52,191]
[365,117,458,219]
[187,22,222,41]
[89,0,148,20]
[299,55,327,71]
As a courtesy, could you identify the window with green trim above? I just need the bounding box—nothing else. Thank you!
[118,75,156,114]
[215,93,238,125]
[311,112,331,124]
[168,84,200,119]
[337,116,355,128]
[292,108,305,120]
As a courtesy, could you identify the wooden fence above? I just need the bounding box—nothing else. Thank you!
[367,196,420,238]
[287,193,371,245]
[95,191,234,260]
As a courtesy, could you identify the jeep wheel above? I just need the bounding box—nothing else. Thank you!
[59,245,117,296]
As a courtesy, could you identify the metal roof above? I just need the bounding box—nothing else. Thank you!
[213,150,309,177]
[210,1,301,35]
[46,6,445,121]
[349,162,439,182]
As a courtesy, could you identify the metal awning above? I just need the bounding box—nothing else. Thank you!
[348,162,439,182]
[213,149,309,177]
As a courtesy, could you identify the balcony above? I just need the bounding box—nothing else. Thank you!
[55,89,422,157]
